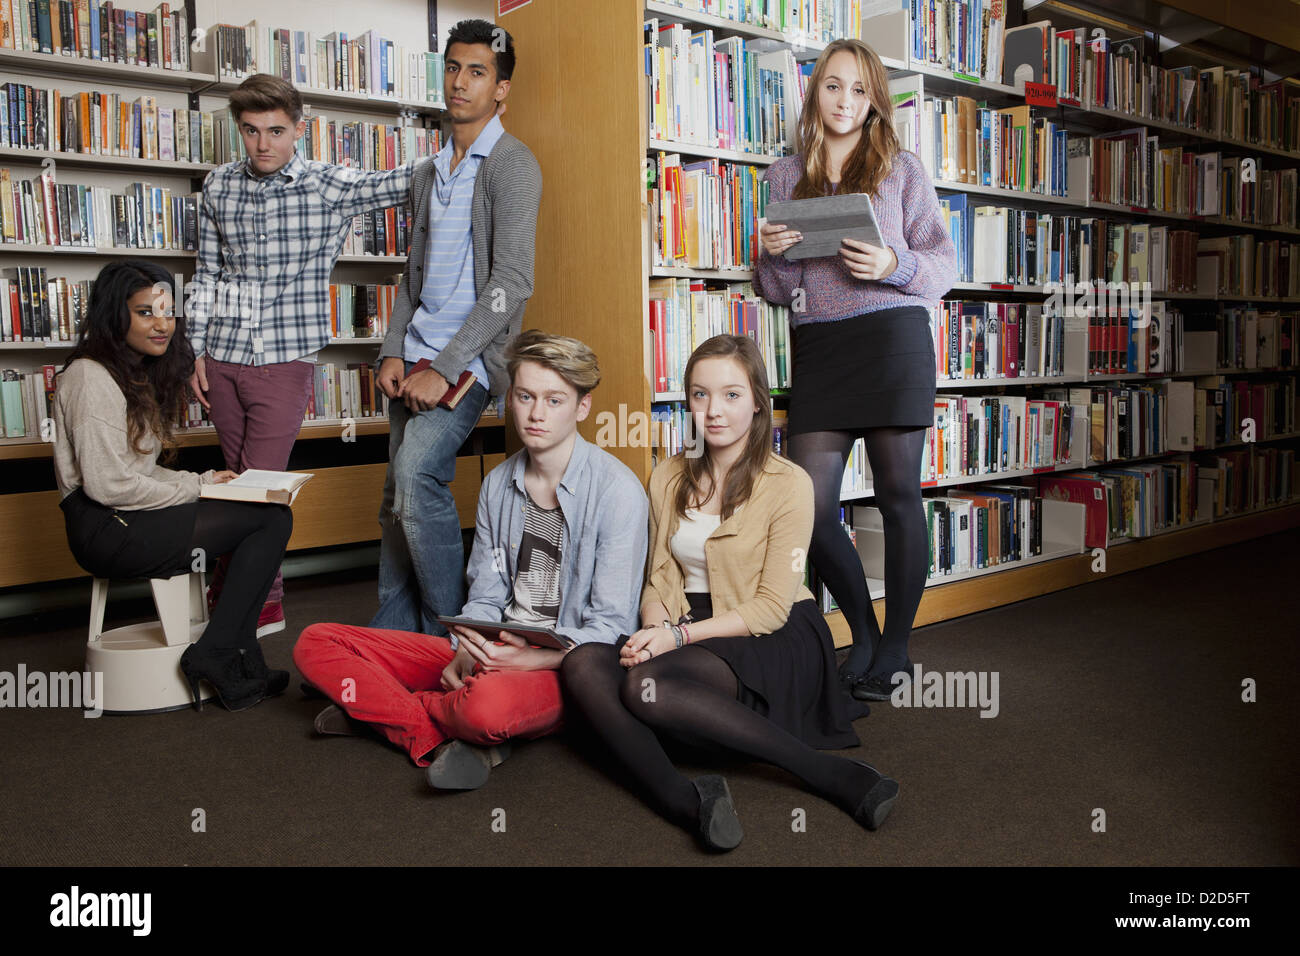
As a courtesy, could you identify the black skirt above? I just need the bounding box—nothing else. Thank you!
[789,305,937,434]
[686,593,866,750]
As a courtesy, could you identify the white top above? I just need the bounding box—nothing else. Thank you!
[670,509,721,593]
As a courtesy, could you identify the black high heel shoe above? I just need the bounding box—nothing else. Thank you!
[848,760,900,830]
[240,643,290,697]
[179,645,267,712]
[692,775,744,851]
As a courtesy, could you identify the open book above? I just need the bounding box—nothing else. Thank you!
[199,470,314,505]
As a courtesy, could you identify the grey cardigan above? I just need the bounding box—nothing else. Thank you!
[380,131,542,397]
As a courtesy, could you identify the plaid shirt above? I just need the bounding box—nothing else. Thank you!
[188,152,416,365]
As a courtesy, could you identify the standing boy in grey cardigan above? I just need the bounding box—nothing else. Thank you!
[373,19,542,634]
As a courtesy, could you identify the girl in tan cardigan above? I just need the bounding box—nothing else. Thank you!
[562,335,897,851]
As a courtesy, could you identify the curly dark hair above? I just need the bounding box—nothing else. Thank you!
[63,260,195,460]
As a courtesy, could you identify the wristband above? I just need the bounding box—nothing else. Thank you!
[681,623,691,644]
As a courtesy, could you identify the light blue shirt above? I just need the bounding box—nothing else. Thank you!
[458,433,650,648]
[402,114,506,386]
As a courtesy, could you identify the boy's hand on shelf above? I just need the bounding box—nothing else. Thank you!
[377,357,406,399]
[399,369,450,411]
[840,238,897,281]
[189,355,211,411]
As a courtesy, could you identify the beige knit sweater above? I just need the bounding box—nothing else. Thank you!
[53,358,217,510]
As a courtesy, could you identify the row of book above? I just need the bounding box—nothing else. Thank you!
[932,299,1067,380]
[988,18,1300,154]
[1199,446,1297,517]
[0,365,53,438]
[1082,133,1299,228]
[196,22,447,105]
[644,19,808,156]
[1216,308,1299,371]
[338,205,410,259]
[1,168,197,249]
[649,153,766,271]
[327,281,400,341]
[903,0,1006,83]
[856,483,1052,579]
[1,85,220,165]
[294,117,439,172]
[0,1,194,72]
[657,1,864,45]
[1,266,88,341]
[942,197,1300,297]
[648,277,792,394]
[891,88,1071,196]
[927,395,1078,481]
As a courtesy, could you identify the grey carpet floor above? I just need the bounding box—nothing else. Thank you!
[1,530,1296,866]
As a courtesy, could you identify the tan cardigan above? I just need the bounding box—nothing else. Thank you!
[641,452,816,636]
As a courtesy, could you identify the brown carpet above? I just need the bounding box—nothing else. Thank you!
[1,530,1296,867]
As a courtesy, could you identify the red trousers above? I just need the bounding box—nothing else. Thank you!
[293,623,564,766]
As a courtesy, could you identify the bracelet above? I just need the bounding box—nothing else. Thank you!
[670,624,684,649]
[681,623,691,644]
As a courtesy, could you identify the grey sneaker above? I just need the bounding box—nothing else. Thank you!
[313,704,367,736]
[425,739,514,791]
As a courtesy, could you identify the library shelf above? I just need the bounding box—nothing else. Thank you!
[0,146,216,176]
[823,500,1300,647]
[0,47,215,90]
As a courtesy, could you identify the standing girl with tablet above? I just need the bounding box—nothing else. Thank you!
[754,39,957,701]
[562,335,895,851]
[53,261,293,711]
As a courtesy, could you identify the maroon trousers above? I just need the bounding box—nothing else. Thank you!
[203,357,315,604]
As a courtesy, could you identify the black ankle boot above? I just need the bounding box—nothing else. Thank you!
[240,643,289,697]
[179,645,267,712]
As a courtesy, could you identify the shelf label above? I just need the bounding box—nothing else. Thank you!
[953,71,981,84]
[990,283,1014,291]
[1024,82,1058,108]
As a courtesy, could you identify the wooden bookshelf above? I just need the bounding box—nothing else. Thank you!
[499,0,1300,631]
[0,12,490,593]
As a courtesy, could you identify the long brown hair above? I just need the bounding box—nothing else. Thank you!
[672,335,772,522]
[793,38,899,200]
[63,260,194,460]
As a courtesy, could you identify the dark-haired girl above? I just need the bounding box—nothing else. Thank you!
[754,39,958,701]
[561,335,896,852]
[53,260,293,711]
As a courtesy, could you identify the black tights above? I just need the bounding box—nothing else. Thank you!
[561,643,879,829]
[189,500,293,652]
[789,426,928,678]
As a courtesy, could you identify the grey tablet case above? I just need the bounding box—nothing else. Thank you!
[764,193,884,260]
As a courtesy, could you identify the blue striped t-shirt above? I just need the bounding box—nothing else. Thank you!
[402,114,505,385]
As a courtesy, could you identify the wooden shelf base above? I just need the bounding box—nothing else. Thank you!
[823,502,1300,647]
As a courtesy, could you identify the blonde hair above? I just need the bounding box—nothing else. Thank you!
[506,329,601,397]
[793,39,900,200]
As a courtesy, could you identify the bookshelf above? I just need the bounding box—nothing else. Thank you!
[500,0,1300,641]
[0,2,504,592]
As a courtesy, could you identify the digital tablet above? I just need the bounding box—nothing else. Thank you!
[764,192,884,260]
[437,616,576,651]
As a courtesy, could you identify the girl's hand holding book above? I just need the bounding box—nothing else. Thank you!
[839,238,897,281]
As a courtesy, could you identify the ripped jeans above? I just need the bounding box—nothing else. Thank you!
[371,365,489,635]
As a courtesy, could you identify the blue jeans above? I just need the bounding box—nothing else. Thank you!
[372,371,490,635]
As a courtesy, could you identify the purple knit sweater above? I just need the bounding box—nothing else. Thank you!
[753,149,957,325]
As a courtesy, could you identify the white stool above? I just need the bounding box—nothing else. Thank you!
[85,572,213,714]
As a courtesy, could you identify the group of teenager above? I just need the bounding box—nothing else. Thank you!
[50,21,957,851]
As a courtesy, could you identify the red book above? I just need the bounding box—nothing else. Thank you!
[409,359,477,410]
